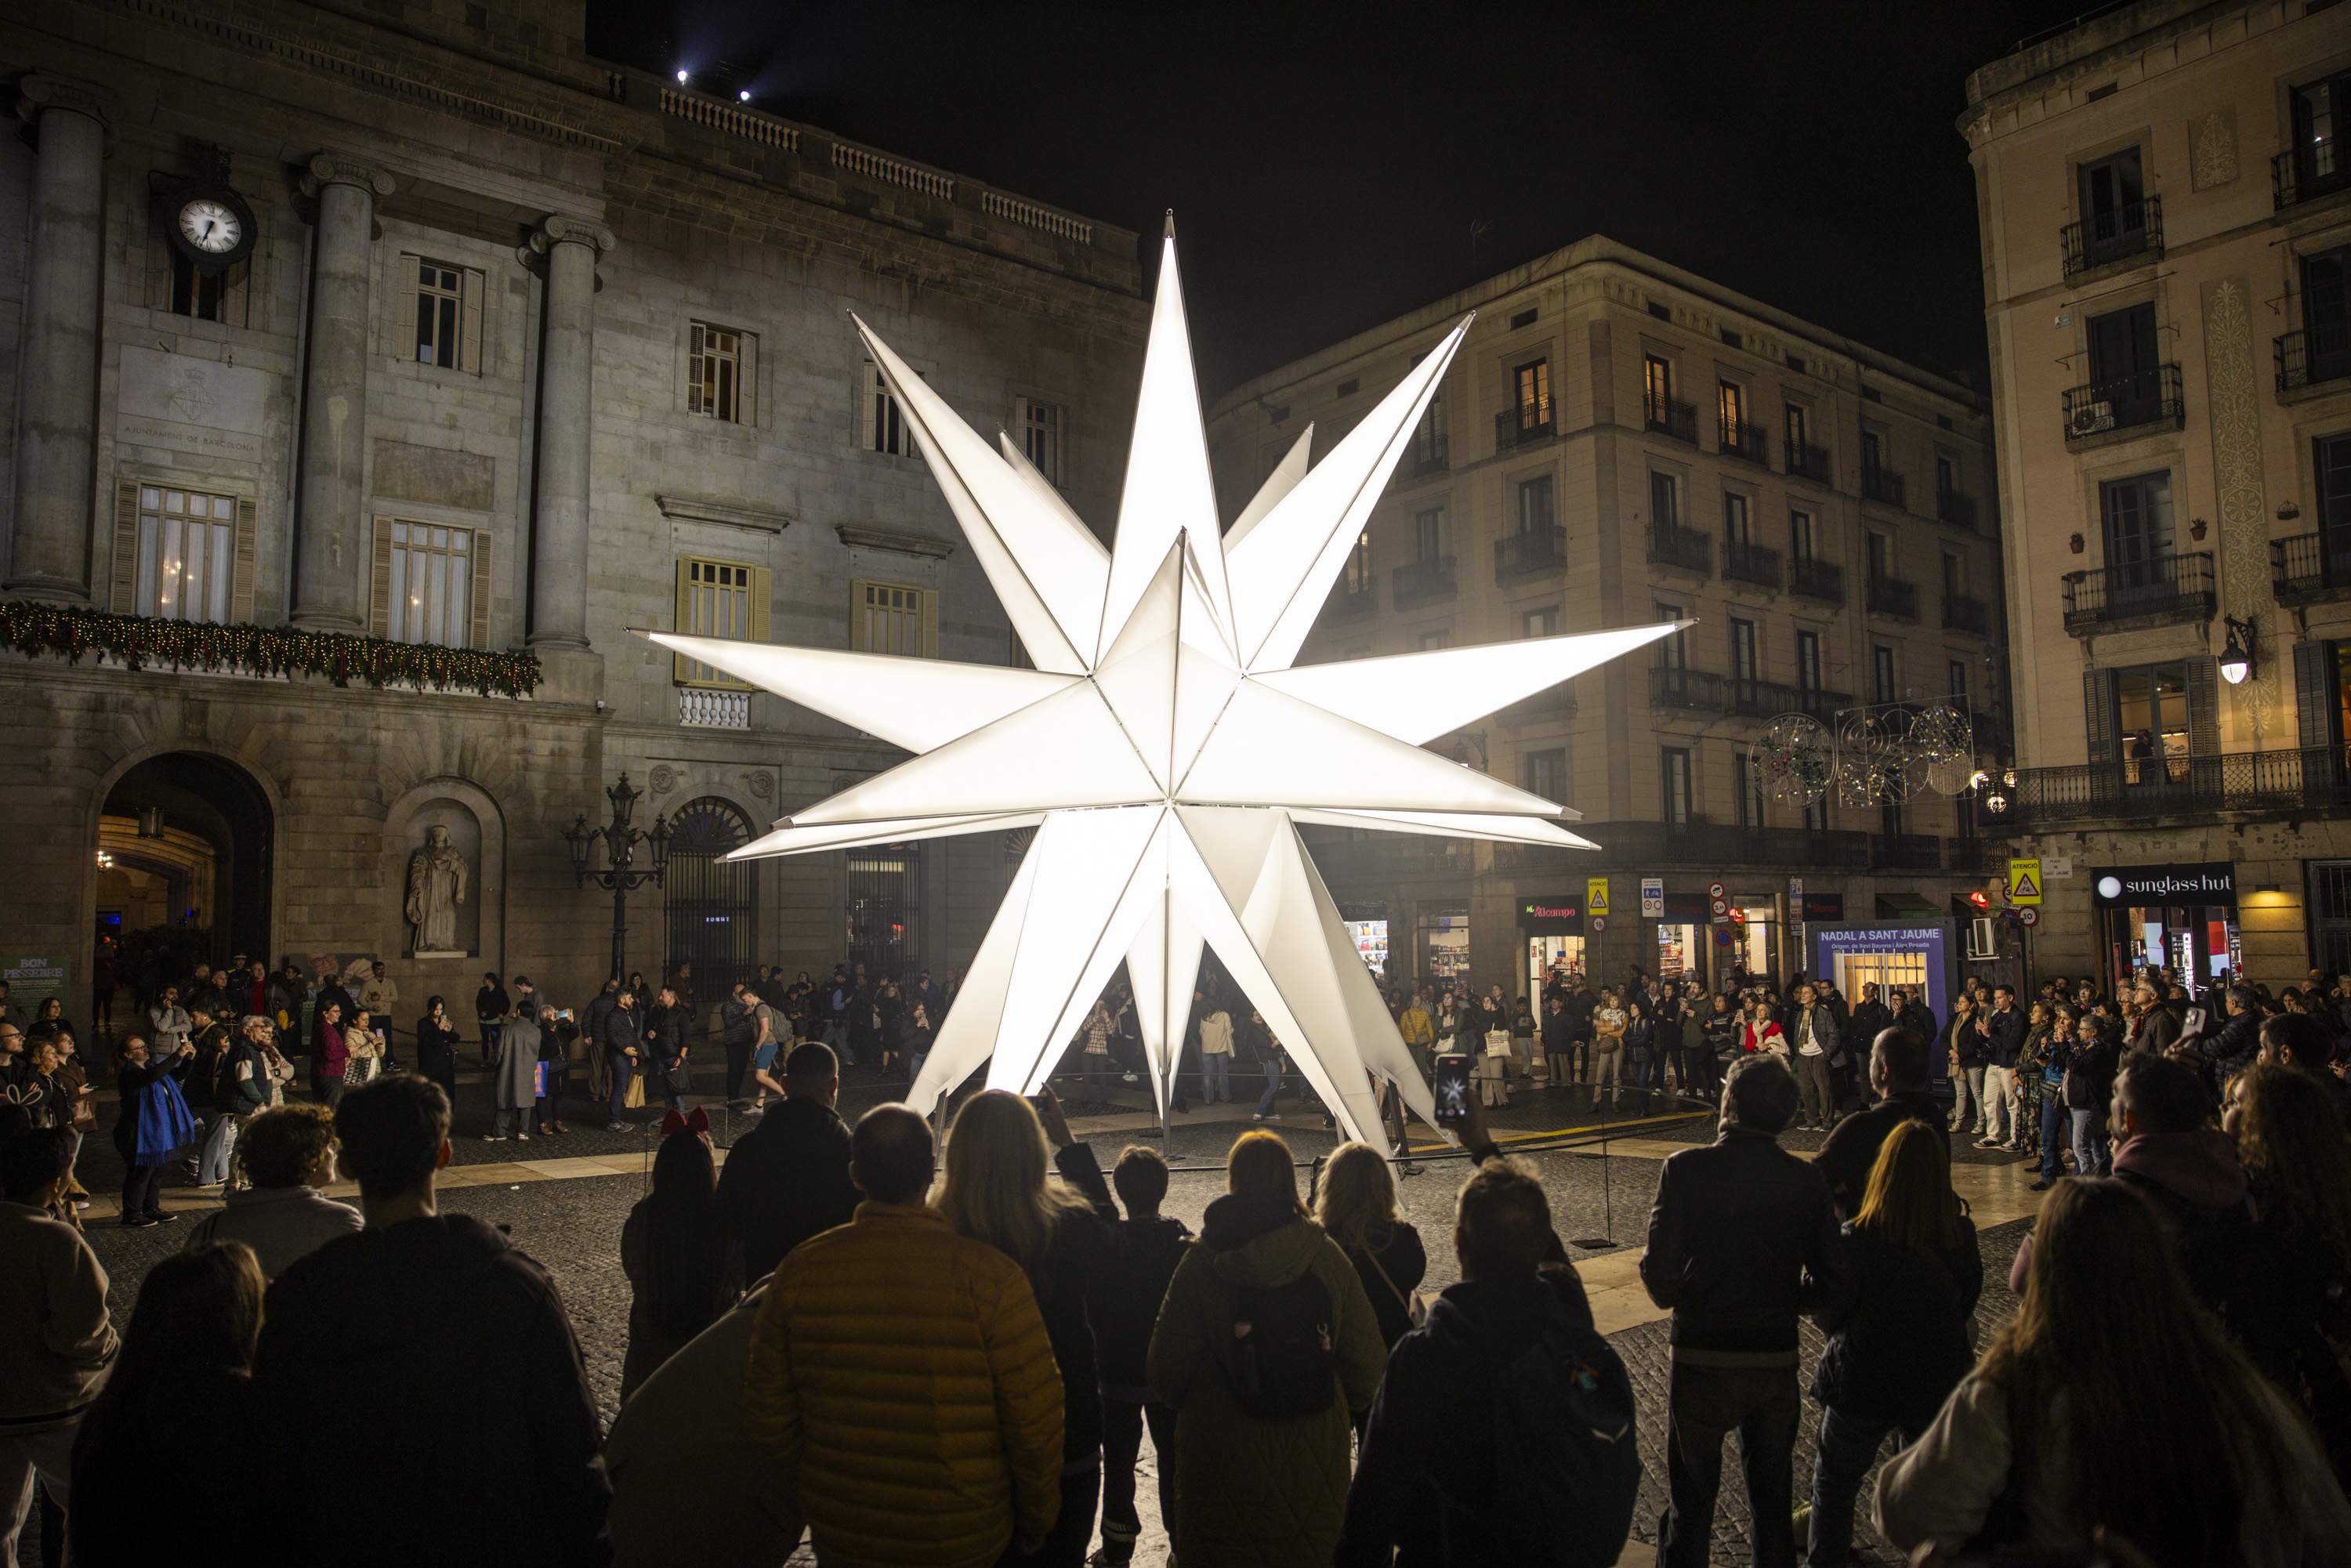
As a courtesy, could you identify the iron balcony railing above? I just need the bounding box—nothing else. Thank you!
[2277,326,2351,396]
[1983,743,2351,832]
[2059,552,2215,632]
[2061,364,2184,442]
[1645,398,1698,443]
[1328,578,1378,618]
[1937,489,1979,530]
[1648,666,1849,720]
[2274,534,2351,607]
[1494,526,1567,583]
[2060,194,2162,277]
[1647,524,1712,574]
[2275,145,2351,211]
[1785,442,1831,484]
[1788,556,1845,604]
[1494,404,1555,451]
[1867,574,1919,620]
[1873,833,1944,871]
[1722,539,1780,588]
[1862,464,1907,509]
[1397,434,1451,480]
[1719,418,1770,465]
[1943,593,1990,634]
[1391,554,1456,605]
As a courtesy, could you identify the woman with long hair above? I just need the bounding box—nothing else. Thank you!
[1316,1142,1425,1354]
[2011,998,2053,1157]
[1806,1119,1981,1566]
[2232,1063,2351,1490]
[415,994,461,1111]
[70,1241,265,1562]
[936,1088,1114,1567]
[1877,1178,2351,1564]
[619,1109,740,1399]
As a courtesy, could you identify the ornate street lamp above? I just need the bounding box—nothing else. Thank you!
[563,773,672,989]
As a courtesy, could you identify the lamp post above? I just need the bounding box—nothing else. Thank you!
[563,773,672,989]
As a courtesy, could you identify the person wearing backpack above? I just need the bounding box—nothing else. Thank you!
[1147,1128,1386,1568]
[1335,1151,1639,1568]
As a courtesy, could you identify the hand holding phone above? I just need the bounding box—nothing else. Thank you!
[1433,1053,1472,1126]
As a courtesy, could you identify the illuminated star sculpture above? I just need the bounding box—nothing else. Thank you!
[648,224,1679,1150]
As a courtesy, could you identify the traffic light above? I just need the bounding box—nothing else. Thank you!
[1968,889,1991,911]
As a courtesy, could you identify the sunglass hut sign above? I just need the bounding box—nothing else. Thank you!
[2090,863,2237,908]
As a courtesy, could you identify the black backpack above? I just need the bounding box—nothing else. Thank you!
[1226,1272,1337,1418]
[1480,1297,1641,1565]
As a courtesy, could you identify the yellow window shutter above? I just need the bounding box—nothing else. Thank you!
[109,478,141,614]
[397,255,419,364]
[672,557,695,683]
[749,565,772,643]
[740,332,759,425]
[368,517,394,639]
[848,578,871,652]
[461,267,485,375]
[922,587,938,657]
[230,496,258,623]
[469,530,493,649]
[855,364,875,451]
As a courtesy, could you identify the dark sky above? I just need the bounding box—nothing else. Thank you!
[594,0,2084,400]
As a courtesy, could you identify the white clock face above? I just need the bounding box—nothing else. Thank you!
[179,198,244,255]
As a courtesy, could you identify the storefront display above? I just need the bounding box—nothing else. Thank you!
[1519,893,1585,1001]
[1418,910,1469,984]
[1730,896,1778,980]
[2092,862,2238,997]
[1657,892,1710,983]
[1345,918,1390,982]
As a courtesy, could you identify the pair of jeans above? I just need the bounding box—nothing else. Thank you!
[1795,1051,1836,1125]
[1661,1359,1799,1568]
[1809,1406,1922,1567]
[1980,1064,2016,1143]
[2070,1105,2110,1175]
[121,1164,163,1219]
[479,1021,501,1067]
[1255,1061,1284,1117]
[821,1019,853,1066]
[2040,1090,2069,1181]
[607,1053,635,1121]
[1099,1400,1176,1563]
[1201,1052,1230,1103]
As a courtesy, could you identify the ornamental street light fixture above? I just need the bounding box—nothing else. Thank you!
[563,773,671,990]
[2219,614,2257,686]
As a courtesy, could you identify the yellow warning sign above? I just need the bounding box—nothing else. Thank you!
[2007,857,2043,907]
[1587,877,1610,917]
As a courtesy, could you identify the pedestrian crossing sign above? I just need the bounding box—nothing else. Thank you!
[1587,877,1610,917]
[2007,857,2043,907]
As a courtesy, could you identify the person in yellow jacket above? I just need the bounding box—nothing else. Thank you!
[742,1104,1064,1567]
[1397,994,1436,1076]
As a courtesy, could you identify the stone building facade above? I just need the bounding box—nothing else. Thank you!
[1962,0,2351,990]
[0,0,1147,1023]
[1203,237,2009,1005]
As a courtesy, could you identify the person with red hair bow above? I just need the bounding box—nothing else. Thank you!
[621,1106,741,1399]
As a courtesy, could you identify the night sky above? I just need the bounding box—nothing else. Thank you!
[592,0,2086,400]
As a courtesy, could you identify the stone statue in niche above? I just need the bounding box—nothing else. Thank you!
[406,824,471,956]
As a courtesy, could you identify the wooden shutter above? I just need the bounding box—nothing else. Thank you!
[2186,655,2221,806]
[396,255,419,364]
[368,517,394,639]
[230,495,258,624]
[921,585,937,657]
[672,557,695,683]
[2296,639,2338,798]
[109,478,141,613]
[460,267,485,375]
[2083,666,2117,809]
[469,531,492,650]
[738,332,759,426]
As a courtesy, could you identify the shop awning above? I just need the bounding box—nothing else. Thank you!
[1875,892,1940,919]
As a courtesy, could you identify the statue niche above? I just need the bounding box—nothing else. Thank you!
[405,823,472,957]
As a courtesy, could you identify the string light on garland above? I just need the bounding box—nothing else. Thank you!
[0,602,541,699]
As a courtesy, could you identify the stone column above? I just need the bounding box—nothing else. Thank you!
[5,76,111,603]
[520,215,614,652]
[292,154,395,632]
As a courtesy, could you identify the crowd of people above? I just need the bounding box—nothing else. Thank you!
[10,945,2351,1566]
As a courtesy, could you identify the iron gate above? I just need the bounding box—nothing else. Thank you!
[665,797,758,1007]
[848,842,923,983]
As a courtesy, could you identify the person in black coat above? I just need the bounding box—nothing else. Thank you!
[1815,1027,1951,1219]
[645,987,692,1112]
[473,972,509,1070]
[414,995,462,1114]
[1087,1146,1193,1567]
[601,989,644,1130]
[1317,1142,1429,1355]
[714,1042,860,1284]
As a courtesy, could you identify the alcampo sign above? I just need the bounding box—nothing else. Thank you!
[2088,862,2237,909]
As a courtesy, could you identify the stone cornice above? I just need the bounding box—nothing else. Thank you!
[835,523,955,560]
[299,153,397,201]
[16,71,113,129]
[657,494,793,534]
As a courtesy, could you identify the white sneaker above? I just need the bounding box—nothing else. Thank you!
[483,1133,506,1142]
[1121,1072,1139,1084]
[516,1132,531,1141]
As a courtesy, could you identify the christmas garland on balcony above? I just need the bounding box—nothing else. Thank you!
[0,601,542,698]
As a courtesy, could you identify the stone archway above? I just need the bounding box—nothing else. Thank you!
[97,750,274,985]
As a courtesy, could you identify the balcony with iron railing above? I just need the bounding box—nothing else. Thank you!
[1936,488,1979,531]
[1397,434,1451,481]
[1645,398,1698,444]
[1494,404,1556,451]
[1648,666,1848,721]
[1494,526,1568,584]
[1722,539,1781,589]
[1872,833,1943,871]
[1647,524,1712,575]
[2060,194,2162,277]
[2059,551,2215,633]
[1391,554,1457,606]
[1788,556,1845,604]
[2275,145,2351,212]
[1867,574,1919,621]
[1982,743,2351,832]
[1943,593,1990,635]
[2276,325,2351,397]
[2061,364,2184,444]
[1327,577,1378,618]
[1862,464,1907,509]
[1785,442,1831,484]
[2272,534,2351,608]
[1719,419,1770,466]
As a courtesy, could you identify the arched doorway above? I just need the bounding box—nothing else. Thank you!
[665,796,758,1005]
[98,751,273,994]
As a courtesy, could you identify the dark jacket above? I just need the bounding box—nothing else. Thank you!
[1086,1215,1192,1398]
[1342,1221,1429,1350]
[584,991,618,1052]
[713,1096,860,1284]
[1947,1010,1984,1068]
[1896,1000,1937,1047]
[1980,1005,2026,1070]
[1639,1124,1840,1358]
[647,1001,693,1094]
[2135,1002,2183,1054]
[1030,1144,1118,1463]
[1848,1001,1893,1051]
[252,1214,610,1566]
[1813,1092,1949,1218]
[1810,1218,1982,1433]
[1334,1269,1599,1568]
[2197,1008,2261,1085]
[600,1003,643,1062]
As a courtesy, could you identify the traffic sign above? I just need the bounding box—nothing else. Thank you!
[1708,882,1726,900]
[2007,856,2044,907]
[1587,877,1610,917]
[1590,915,1608,934]
[2020,907,2041,927]
[1710,896,1728,917]
[1640,878,1664,919]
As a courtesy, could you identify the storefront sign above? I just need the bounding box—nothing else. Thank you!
[1801,893,1845,922]
[2089,862,2237,909]
[1663,892,1711,921]
[1586,878,1610,917]
[1640,878,1664,919]
[1519,896,1583,934]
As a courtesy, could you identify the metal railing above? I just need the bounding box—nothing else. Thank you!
[1943,593,1990,634]
[1397,435,1451,480]
[1789,557,1845,603]
[1937,489,1979,530]
[1328,578,1378,617]
[2273,533,2351,607]
[2060,194,2161,277]
[1862,464,1907,509]
[2059,552,2215,632]
[2275,146,2351,211]
[1873,833,1943,871]
[1647,524,1712,574]
[1495,404,1556,451]
[1984,743,2351,831]
[1719,419,1770,465]
[1391,555,1457,605]
[1647,667,1847,720]
[2061,364,2184,441]
[1785,442,1831,483]
[1722,540,1780,588]
[1645,399,1698,443]
[2277,327,2351,396]
[1867,574,1919,620]
[1494,527,1568,583]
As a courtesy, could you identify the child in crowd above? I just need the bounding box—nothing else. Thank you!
[1085,1146,1192,1566]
